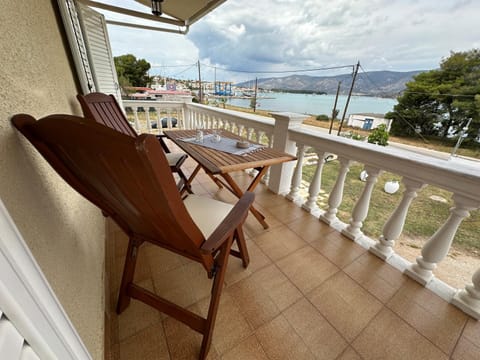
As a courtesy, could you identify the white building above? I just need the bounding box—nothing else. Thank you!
[347,113,393,131]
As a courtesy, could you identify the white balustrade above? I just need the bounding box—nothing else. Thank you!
[121,100,480,319]
[452,267,480,319]
[342,166,381,241]
[405,194,478,285]
[320,157,352,224]
[302,149,326,212]
[286,144,306,201]
[370,178,425,260]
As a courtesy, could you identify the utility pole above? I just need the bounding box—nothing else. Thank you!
[329,81,341,134]
[337,61,360,135]
[253,77,258,112]
[197,60,203,104]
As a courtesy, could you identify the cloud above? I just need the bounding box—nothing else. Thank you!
[102,0,480,81]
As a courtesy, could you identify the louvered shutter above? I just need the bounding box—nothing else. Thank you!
[0,312,40,360]
[57,0,96,94]
[77,3,123,103]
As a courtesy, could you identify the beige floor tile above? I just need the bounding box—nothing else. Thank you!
[151,264,198,309]
[147,244,189,276]
[352,308,448,360]
[387,280,468,354]
[253,226,307,261]
[118,279,162,341]
[310,231,366,268]
[221,335,269,360]
[182,262,215,303]
[266,201,311,224]
[255,315,315,360]
[276,246,339,294]
[227,276,281,330]
[452,336,480,360]
[254,189,291,208]
[283,299,348,360]
[307,271,383,341]
[344,252,407,303]
[119,323,169,360]
[452,328,480,360]
[251,264,303,311]
[287,215,335,243]
[195,292,253,355]
[336,347,362,360]
[224,240,271,287]
[462,318,480,345]
[163,316,219,360]
[242,204,284,237]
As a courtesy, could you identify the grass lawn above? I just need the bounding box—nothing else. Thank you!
[303,161,480,254]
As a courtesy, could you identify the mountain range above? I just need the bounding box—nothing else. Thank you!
[236,70,424,97]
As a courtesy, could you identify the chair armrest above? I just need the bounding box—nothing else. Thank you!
[155,134,171,153]
[200,192,255,254]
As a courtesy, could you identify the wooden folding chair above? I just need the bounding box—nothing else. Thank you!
[12,113,253,360]
[77,92,193,194]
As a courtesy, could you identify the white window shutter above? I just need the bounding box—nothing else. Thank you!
[57,0,96,94]
[77,3,123,104]
[0,314,40,360]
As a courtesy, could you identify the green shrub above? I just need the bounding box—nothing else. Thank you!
[316,114,329,121]
[368,124,389,146]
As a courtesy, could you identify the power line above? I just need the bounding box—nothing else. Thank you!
[200,63,355,74]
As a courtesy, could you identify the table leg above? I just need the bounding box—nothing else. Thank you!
[186,165,223,192]
[221,167,270,229]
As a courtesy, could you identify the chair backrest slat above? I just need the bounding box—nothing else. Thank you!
[12,114,212,269]
[77,92,138,137]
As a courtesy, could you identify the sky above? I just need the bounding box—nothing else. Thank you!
[98,0,480,83]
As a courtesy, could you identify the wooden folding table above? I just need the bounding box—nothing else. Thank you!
[164,129,296,229]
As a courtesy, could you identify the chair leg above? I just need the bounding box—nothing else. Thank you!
[177,168,194,194]
[198,236,233,360]
[234,227,250,268]
[116,238,140,314]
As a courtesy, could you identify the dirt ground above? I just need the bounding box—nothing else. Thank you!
[396,235,480,289]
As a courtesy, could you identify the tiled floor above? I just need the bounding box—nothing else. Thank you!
[105,157,479,360]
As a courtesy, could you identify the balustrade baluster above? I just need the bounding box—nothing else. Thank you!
[261,132,272,184]
[247,128,254,141]
[342,166,381,241]
[320,157,351,224]
[452,266,480,319]
[133,108,140,132]
[145,109,151,132]
[286,144,306,201]
[238,124,245,137]
[405,194,478,285]
[181,107,186,129]
[370,178,425,260]
[302,149,326,212]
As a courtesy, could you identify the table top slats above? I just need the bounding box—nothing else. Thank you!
[164,130,296,174]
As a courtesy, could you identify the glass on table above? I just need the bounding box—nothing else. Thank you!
[211,129,222,143]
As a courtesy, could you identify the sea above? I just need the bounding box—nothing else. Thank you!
[226,92,397,117]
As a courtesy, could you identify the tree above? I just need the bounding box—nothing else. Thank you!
[387,49,480,143]
[114,54,152,89]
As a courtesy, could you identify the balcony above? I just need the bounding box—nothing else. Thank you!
[104,99,480,359]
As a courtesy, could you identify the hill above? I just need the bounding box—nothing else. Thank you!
[236,70,424,97]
